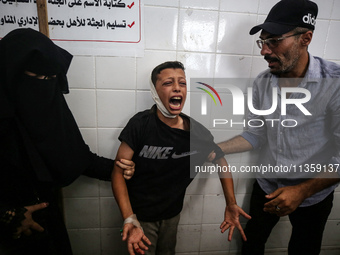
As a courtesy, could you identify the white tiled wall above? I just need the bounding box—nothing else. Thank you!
[62,0,340,254]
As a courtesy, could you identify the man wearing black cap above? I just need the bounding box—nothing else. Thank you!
[215,0,340,254]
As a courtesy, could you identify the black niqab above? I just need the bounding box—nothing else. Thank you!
[0,28,93,186]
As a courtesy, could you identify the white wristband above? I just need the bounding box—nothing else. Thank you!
[123,214,143,232]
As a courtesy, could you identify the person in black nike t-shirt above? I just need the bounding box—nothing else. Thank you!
[112,61,251,255]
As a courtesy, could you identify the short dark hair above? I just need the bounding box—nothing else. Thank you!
[291,27,313,34]
[151,61,185,86]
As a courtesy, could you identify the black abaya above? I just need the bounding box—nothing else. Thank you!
[0,28,114,254]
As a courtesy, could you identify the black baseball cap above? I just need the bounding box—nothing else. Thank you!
[249,0,318,35]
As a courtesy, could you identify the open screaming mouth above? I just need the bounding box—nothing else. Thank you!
[169,96,182,110]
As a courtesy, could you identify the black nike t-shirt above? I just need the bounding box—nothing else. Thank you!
[119,105,224,222]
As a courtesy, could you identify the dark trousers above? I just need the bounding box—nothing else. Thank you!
[242,181,334,255]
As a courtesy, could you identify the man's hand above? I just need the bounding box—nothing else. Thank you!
[116,159,135,180]
[263,186,307,216]
[206,151,216,162]
[14,203,48,238]
[122,223,151,255]
[220,204,251,242]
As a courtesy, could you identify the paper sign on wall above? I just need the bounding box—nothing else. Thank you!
[0,0,144,56]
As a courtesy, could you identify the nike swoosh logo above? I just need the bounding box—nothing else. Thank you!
[171,150,199,159]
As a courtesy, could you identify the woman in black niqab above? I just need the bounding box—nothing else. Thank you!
[1,28,95,185]
[0,28,121,254]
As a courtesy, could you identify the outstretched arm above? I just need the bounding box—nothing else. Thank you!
[207,136,253,162]
[111,142,151,255]
[216,157,251,242]
[218,135,253,155]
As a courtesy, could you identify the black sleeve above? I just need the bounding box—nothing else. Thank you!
[190,117,225,160]
[202,133,225,161]
[82,153,115,181]
[118,113,144,152]
[211,142,225,160]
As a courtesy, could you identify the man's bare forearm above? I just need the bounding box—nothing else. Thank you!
[218,135,253,155]
[298,174,340,199]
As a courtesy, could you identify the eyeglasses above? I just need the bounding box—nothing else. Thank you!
[256,32,304,49]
